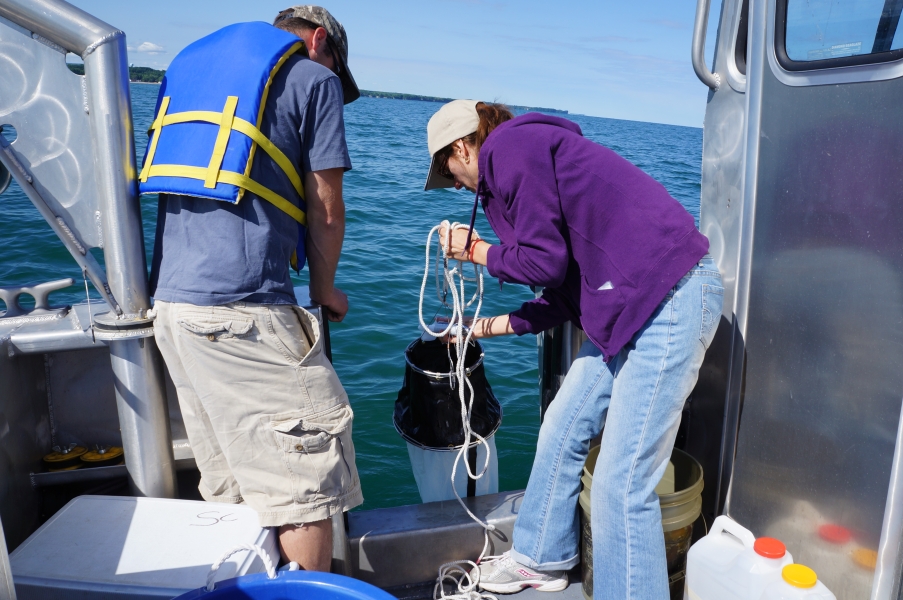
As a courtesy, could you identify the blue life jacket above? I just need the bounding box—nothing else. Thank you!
[138,22,309,271]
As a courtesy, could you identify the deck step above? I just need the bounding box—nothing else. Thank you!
[348,490,523,589]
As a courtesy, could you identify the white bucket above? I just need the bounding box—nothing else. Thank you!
[406,434,499,503]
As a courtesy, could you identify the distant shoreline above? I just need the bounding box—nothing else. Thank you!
[122,83,569,114]
[69,63,568,115]
[360,90,568,115]
[67,63,165,83]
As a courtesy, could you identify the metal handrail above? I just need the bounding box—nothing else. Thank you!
[0,0,177,499]
[692,0,722,90]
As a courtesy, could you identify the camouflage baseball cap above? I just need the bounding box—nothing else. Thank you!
[278,5,359,104]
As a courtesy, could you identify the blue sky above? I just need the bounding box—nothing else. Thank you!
[69,0,719,127]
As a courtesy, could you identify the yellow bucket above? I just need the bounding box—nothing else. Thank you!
[578,446,703,600]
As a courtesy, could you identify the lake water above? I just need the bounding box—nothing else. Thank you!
[0,83,702,509]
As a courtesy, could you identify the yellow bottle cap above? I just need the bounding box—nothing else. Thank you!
[783,564,818,589]
[852,548,878,571]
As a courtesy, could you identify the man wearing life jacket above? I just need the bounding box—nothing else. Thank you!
[143,6,362,571]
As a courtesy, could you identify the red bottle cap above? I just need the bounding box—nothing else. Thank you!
[754,537,787,559]
[818,524,851,544]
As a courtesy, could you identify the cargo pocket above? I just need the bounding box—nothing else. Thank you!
[299,345,349,414]
[269,404,355,505]
[176,313,253,341]
[700,284,724,350]
[267,306,315,365]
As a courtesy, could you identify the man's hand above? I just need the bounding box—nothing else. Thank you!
[318,287,349,322]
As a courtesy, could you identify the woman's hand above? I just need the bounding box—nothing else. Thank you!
[438,224,491,265]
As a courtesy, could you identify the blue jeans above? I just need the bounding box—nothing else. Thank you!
[510,256,723,600]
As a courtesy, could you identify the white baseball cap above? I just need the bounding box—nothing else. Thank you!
[424,99,480,191]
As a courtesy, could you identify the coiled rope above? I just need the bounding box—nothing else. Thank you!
[418,221,497,600]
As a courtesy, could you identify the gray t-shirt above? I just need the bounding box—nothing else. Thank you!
[149,55,351,305]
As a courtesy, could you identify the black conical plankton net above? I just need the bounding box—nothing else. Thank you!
[394,336,502,499]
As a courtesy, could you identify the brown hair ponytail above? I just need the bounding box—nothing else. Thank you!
[471,102,514,150]
[436,102,514,177]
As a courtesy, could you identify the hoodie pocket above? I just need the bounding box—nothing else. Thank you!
[581,274,626,305]
[578,275,627,347]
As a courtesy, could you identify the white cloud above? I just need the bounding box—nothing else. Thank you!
[135,42,165,54]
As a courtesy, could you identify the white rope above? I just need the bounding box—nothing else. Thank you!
[206,543,276,591]
[435,560,499,600]
[418,221,497,600]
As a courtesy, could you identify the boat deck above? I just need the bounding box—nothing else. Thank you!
[388,569,585,600]
[344,489,590,600]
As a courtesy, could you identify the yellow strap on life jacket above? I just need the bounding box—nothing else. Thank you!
[205,96,239,189]
[140,105,306,225]
[246,41,305,201]
[153,110,305,201]
[139,96,170,183]
[144,164,306,225]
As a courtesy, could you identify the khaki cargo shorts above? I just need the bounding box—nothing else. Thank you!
[153,300,363,527]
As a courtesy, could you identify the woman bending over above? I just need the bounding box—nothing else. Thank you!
[424,100,722,600]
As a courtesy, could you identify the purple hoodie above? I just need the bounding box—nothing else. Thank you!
[477,113,708,360]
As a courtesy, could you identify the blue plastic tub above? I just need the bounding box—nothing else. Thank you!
[174,570,397,600]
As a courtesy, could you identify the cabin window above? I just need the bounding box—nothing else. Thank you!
[777,0,903,70]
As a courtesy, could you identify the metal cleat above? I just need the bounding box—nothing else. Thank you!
[0,278,73,318]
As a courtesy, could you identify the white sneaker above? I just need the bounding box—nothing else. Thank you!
[473,552,569,594]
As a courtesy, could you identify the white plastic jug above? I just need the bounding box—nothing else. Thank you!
[685,515,793,600]
[758,565,836,599]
